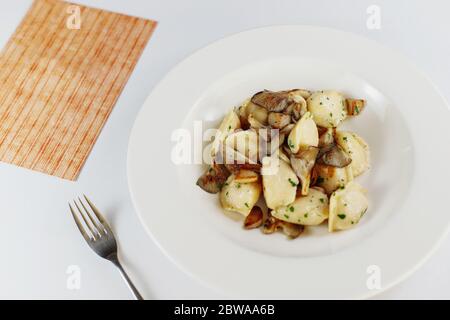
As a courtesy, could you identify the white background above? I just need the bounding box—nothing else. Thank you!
[0,0,449,299]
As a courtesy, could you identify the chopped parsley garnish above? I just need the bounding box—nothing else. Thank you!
[284,214,290,219]
[329,112,333,117]
[304,213,308,218]
[288,140,294,148]
[316,176,325,184]
[289,206,295,212]
[288,178,298,187]
[319,198,325,203]
[236,183,241,189]
[245,202,249,208]
[355,106,360,114]
[343,136,348,141]
[361,208,368,217]
[337,214,346,219]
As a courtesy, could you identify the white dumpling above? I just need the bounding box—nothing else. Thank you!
[272,188,328,225]
[314,163,353,194]
[287,111,318,153]
[210,110,241,157]
[220,174,261,216]
[307,90,347,128]
[328,182,368,231]
[335,131,370,177]
[261,155,298,209]
[225,130,259,163]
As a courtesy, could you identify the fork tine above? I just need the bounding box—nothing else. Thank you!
[78,197,105,234]
[83,195,112,232]
[69,203,92,241]
[73,200,98,238]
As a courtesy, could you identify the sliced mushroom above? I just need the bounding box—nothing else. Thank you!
[262,215,304,239]
[280,123,295,136]
[196,163,231,194]
[288,88,312,100]
[290,146,319,195]
[318,127,335,148]
[268,112,291,129]
[247,102,269,124]
[244,206,264,229]
[346,98,366,116]
[317,143,352,168]
[237,100,268,129]
[275,148,291,163]
[224,162,261,174]
[247,113,265,129]
[251,90,292,112]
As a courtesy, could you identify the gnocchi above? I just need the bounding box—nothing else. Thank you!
[307,90,347,128]
[328,182,368,231]
[335,131,370,177]
[272,188,329,226]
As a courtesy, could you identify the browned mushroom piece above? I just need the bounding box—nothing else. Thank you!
[318,127,335,148]
[262,215,279,234]
[224,162,262,174]
[268,112,291,129]
[196,163,231,194]
[317,143,352,168]
[290,146,319,195]
[280,123,295,136]
[262,215,304,239]
[251,90,291,112]
[243,206,264,229]
[346,98,366,116]
[288,88,312,99]
[247,113,265,129]
[279,220,305,239]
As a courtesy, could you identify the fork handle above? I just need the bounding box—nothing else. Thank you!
[110,254,144,300]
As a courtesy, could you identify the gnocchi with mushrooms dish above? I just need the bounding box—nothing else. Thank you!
[196,88,370,239]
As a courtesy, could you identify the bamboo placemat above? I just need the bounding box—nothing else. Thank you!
[0,0,157,180]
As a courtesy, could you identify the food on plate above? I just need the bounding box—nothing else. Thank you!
[335,131,370,177]
[328,181,368,231]
[307,90,347,128]
[197,88,370,239]
[271,187,329,226]
[219,173,261,216]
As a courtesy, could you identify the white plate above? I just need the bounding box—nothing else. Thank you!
[127,26,450,299]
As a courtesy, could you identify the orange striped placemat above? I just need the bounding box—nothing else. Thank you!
[0,0,157,180]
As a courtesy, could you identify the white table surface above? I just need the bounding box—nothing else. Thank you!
[0,0,449,299]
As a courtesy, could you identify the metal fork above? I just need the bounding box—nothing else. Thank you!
[69,195,143,300]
